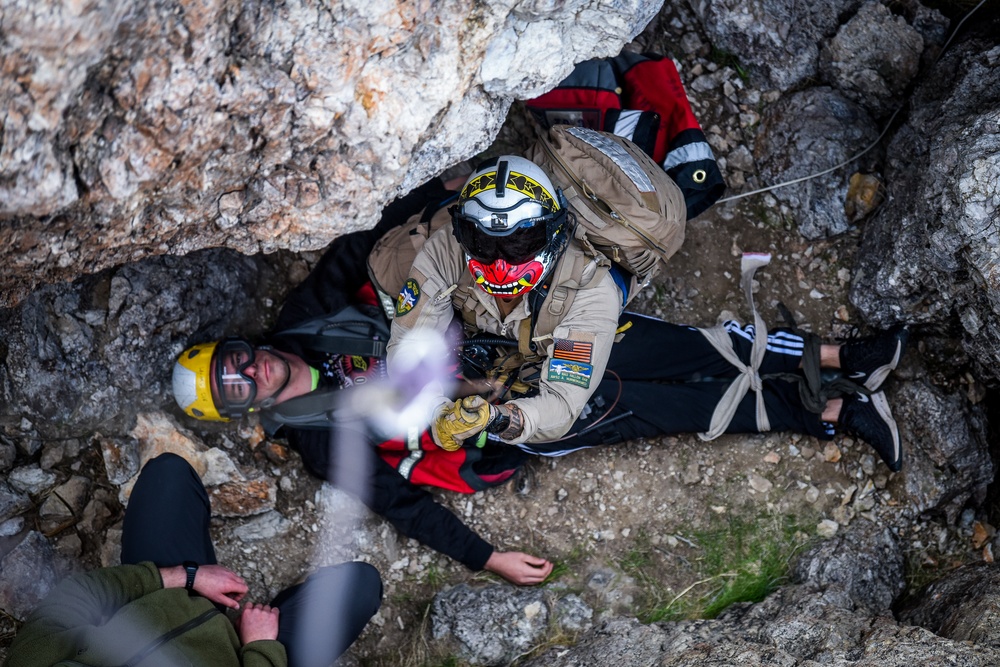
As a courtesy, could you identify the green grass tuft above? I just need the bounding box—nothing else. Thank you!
[543,543,591,586]
[709,47,750,83]
[626,513,812,622]
[697,514,802,618]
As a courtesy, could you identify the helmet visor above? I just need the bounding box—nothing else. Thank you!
[214,338,257,415]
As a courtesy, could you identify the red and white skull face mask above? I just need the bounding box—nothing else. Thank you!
[466,257,547,298]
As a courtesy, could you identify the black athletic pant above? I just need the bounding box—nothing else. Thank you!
[523,313,830,455]
[121,453,382,665]
[121,452,217,565]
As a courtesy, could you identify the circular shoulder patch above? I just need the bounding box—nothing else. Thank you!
[395,278,421,317]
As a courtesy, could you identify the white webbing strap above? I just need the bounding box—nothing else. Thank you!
[697,252,772,441]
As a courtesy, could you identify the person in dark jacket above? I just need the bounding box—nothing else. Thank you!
[172,179,554,586]
[6,453,382,667]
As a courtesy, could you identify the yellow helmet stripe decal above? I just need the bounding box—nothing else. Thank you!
[460,170,559,211]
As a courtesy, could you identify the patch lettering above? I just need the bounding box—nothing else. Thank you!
[395,278,421,316]
[322,353,386,389]
[547,359,593,388]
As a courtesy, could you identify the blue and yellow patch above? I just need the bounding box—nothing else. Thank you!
[547,359,593,389]
[396,278,421,317]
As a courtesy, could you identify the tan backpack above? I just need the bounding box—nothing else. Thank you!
[367,205,453,320]
[526,124,687,305]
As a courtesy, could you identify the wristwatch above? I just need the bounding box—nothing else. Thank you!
[183,561,199,591]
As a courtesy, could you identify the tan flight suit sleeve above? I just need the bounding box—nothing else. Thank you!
[386,225,466,380]
[505,267,621,444]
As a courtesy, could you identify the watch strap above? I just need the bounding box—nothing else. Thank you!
[182,561,199,591]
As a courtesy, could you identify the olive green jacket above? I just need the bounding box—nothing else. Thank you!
[4,562,286,667]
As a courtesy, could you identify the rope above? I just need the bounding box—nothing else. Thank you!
[715,0,991,204]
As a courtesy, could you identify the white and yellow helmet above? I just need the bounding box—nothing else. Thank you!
[172,341,227,422]
[450,155,570,298]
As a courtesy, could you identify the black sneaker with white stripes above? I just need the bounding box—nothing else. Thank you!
[839,325,909,391]
[839,391,901,472]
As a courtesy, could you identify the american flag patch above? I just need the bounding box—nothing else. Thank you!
[552,338,593,364]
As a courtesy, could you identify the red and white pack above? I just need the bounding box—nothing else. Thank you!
[526,52,725,220]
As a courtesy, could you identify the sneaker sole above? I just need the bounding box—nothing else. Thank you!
[871,391,902,471]
[863,328,909,391]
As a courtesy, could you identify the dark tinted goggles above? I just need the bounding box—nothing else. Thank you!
[214,338,257,415]
[451,205,567,265]
[451,213,549,264]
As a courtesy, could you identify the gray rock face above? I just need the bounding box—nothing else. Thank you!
[900,563,1000,647]
[523,522,1000,666]
[0,248,268,439]
[889,379,993,521]
[525,615,1000,666]
[792,521,904,614]
[0,532,60,621]
[0,438,16,473]
[819,2,925,119]
[850,37,1000,381]
[0,484,32,524]
[688,0,861,90]
[754,87,880,239]
[0,0,662,307]
[432,583,593,666]
[903,0,951,60]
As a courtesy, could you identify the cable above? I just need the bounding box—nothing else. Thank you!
[715,0,990,205]
[545,369,625,443]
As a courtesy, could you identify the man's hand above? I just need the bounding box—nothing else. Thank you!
[431,396,492,451]
[238,603,280,644]
[484,551,554,586]
[159,564,248,610]
[192,564,249,609]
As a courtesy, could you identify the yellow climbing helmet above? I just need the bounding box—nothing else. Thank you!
[172,341,226,422]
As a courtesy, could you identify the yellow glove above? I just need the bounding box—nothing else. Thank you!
[431,396,493,452]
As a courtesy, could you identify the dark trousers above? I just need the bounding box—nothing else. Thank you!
[121,453,382,666]
[524,314,829,454]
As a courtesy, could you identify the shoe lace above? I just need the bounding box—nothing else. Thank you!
[833,323,865,346]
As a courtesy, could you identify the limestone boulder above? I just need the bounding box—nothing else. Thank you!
[687,0,861,90]
[818,2,927,119]
[753,87,880,239]
[0,0,663,307]
[850,36,1000,381]
[900,563,1000,648]
[432,583,593,666]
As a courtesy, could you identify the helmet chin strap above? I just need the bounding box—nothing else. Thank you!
[254,346,293,410]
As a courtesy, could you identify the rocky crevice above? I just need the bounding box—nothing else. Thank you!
[2,1,1000,664]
